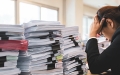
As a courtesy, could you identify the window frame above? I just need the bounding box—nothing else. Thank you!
[82,15,93,40]
[14,0,59,24]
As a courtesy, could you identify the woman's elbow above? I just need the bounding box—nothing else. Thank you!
[89,65,103,74]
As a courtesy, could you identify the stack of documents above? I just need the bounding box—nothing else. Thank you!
[0,25,24,75]
[24,21,65,75]
[17,51,31,75]
[62,26,87,75]
[0,24,28,75]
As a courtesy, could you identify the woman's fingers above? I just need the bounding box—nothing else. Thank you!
[95,15,99,23]
[94,15,99,24]
[98,18,105,33]
[94,15,97,23]
[100,18,105,26]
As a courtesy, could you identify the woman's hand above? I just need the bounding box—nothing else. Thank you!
[89,15,105,37]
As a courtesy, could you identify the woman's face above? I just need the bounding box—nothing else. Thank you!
[101,27,113,41]
[101,19,116,41]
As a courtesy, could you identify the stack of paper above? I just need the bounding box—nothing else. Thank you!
[0,24,23,75]
[17,51,32,75]
[62,26,87,75]
[0,24,29,75]
[24,21,65,75]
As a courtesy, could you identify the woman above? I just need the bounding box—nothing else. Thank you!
[86,5,120,75]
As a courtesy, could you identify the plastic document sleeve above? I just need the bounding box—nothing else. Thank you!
[0,40,28,51]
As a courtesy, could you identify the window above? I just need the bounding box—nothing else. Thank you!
[20,2,58,24]
[82,16,93,40]
[41,7,58,21]
[0,0,15,24]
[0,1,59,24]
[20,2,40,24]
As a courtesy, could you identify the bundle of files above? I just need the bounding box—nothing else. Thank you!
[0,24,29,75]
[17,51,32,75]
[24,20,65,75]
[61,26,87,75]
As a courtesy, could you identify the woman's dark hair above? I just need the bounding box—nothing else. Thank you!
[97,5,120,28]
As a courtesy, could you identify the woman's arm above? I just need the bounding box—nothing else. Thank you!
[86,35,120,74]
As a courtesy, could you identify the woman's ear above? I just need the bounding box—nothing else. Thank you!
[106,19,114,28]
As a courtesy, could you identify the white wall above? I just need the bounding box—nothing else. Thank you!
[64,0,83,34]
[65,0,76,26]
[83,4,98,17]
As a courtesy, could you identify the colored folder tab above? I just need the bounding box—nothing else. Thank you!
[0,40,28,51]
